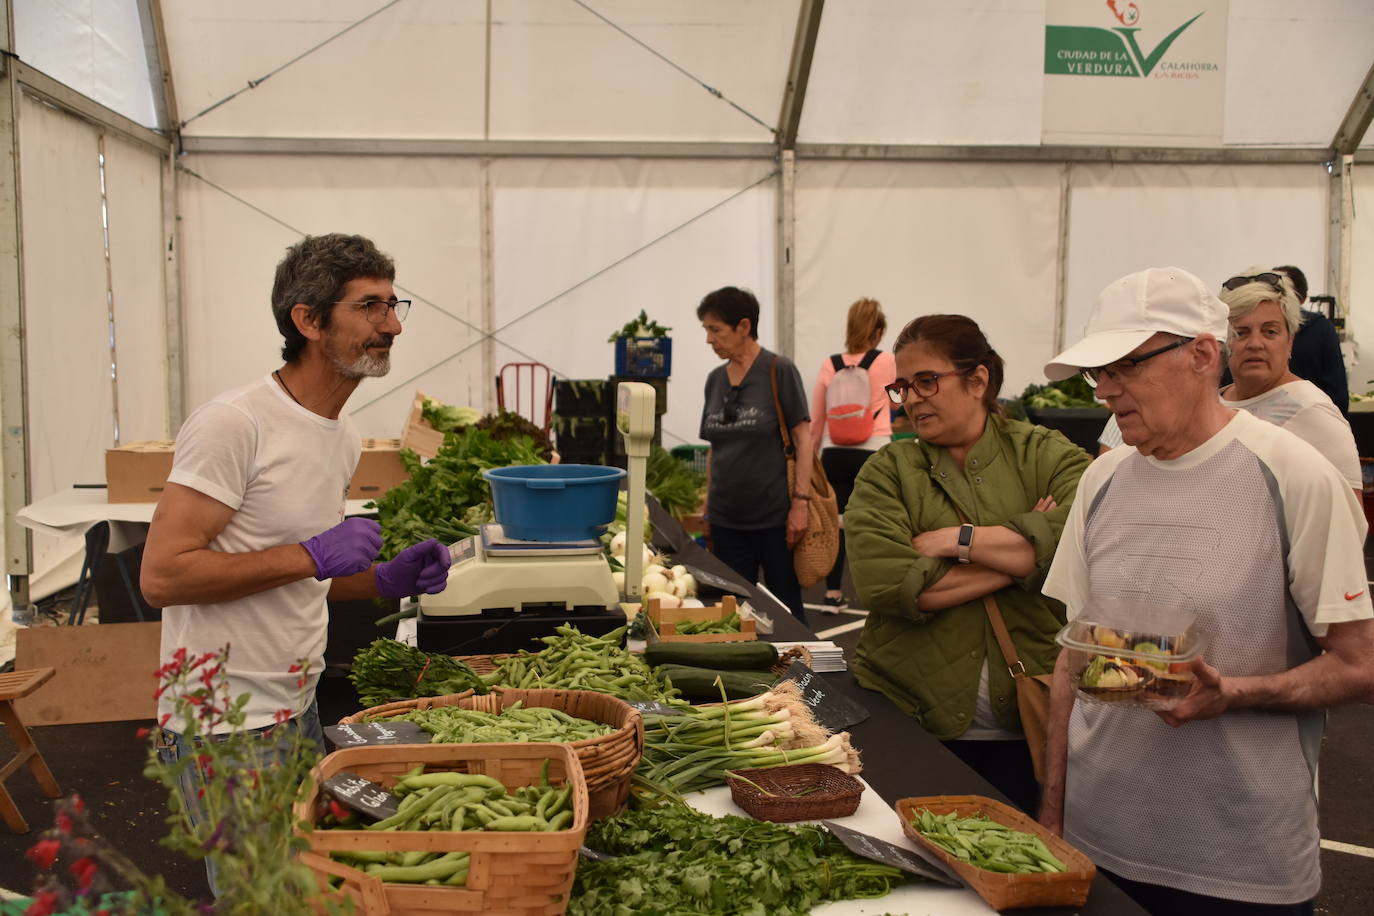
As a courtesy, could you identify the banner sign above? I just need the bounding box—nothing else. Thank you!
[1043,0,1228,146]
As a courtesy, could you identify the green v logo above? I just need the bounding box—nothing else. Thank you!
[1115,12,1204,77]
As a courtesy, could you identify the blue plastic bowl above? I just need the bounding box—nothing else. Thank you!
[482,464,627,542]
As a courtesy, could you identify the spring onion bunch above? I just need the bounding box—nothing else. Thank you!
[635,681,860,798]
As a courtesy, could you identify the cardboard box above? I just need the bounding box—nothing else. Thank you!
[349,438,409,500]
[106,439,413,503]
[15,621,162,724]
[105,440,175,503]
[646,595,757,643]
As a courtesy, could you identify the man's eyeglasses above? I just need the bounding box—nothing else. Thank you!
[336,299,411,324]
[884,370,965,405]
[1080,337,1194,388]
[722,385,742,424]
[1221,272,1284,292]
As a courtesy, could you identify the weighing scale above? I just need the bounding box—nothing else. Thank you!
[414,382,659,655]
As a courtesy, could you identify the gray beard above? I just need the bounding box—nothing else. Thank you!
[332,349,391,379]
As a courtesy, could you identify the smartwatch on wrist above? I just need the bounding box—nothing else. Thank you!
[956,524,974,564]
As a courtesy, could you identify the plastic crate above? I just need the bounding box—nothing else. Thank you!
[552,414,610,453]
[613,336,671,378]
[553,379,610,416]
[671,444,709,474]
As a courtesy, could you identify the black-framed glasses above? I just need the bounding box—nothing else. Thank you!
[1080,337,1194,388]
[722,385,742,423]
[1222,272,1283,292]
[884,370,965,405]
[335,298,411,324]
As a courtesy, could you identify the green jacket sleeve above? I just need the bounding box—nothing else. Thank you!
[845,445,952,623]
[1001,426,1092,592]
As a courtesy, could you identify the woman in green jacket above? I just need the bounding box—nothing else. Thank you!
[846,314,1091,814]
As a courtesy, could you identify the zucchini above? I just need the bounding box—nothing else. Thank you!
[655,664,778,699]
[642,640,778,671]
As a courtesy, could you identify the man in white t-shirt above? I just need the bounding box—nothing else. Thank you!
[1038,267,1374,916]
[140,234,451,893]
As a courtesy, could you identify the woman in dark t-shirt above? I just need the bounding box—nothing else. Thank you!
[696,287,812,620]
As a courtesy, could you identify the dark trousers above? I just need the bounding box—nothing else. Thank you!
[709,523,805,621]
[1101,869,1315,916]
[944,738,1040,815]
[820,447,874,591]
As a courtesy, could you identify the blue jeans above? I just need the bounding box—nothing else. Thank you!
[155,700,324,897]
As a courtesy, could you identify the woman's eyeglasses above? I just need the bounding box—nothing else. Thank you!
[722,385,742,423]
[884,370,964,405]
[1221,272,1283,293]
[1080,337,1194,388]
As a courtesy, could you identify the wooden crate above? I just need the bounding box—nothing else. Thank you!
[399,390,447,460]
[895,795,1095,911]
[296,742,588,915]
[646,595,756,644]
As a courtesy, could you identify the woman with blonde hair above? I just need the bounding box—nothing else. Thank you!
[809,298,897,611]
[1219,267,1360,497]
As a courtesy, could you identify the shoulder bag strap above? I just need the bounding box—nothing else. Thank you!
[768,356,794,456]
[953,507,1026,675]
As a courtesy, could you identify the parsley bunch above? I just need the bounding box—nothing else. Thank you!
[571,807,911,915]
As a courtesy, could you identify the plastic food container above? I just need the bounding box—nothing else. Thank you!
[1056,615,1208,710]
[482,463,626,541]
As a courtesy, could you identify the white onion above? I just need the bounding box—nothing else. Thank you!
[642,570,670,594]
[610,570,625,591]
[645,589,681,609]
[609,531,628,558]
[676,573,697,597]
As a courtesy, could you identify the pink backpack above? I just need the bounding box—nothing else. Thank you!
[825,350,881,445]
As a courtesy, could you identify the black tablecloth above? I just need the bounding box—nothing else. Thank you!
[648,500,1146,916]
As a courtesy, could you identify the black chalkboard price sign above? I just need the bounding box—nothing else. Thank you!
[821,821,963,887]
[683,564,752,597]
[780,661,870,731]
[323,772,401,821]
[323,720,432,750]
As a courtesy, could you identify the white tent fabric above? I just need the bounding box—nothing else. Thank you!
[14,0,157,128]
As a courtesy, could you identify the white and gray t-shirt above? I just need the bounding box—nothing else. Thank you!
[1044,409,1371,903]
[158,375,360,732]
[1221,379,1360,492]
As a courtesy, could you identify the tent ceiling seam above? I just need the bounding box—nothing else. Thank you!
[568,0,776,138]
[350,165,779,417]
[179,0,406,130]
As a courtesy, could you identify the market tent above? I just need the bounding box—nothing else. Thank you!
[4,0,1374,600]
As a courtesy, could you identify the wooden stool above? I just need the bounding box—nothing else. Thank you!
[0,667,61,833]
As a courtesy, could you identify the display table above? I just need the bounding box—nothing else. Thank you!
[644,503,1145,915]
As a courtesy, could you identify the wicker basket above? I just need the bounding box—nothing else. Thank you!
[726,763,863,822]
[296,742,588,916]
[895,795,1095,911]
[341,687,643,821]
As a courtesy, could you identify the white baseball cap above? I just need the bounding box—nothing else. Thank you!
[1044,267,1228,381]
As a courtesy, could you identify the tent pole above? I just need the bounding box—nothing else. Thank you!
[138,0,186,432]
[1053,164,1072,355]
[0,0,31,607]
[1327,58,1374,321]
[776,149,796,360]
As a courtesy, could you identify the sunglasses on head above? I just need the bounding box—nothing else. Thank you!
[1222,272,1284,292]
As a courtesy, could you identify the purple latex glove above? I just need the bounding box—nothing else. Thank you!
[300,517,382,580]
[375,539,452,598]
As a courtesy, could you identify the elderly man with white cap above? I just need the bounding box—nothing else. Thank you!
[1037,267,1374,916]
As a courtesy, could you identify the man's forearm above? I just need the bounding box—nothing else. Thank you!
[916,564,1012,612]
[1226,649,1374,712]
[142,544,317,607]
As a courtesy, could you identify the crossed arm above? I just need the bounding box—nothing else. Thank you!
[911,496,1056,612]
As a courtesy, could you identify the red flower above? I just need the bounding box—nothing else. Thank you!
[287,663,302,673]
[173,647,188,663]
[159,713,172,727]
[25,839,61,869]
[295,676,308,689]
[23,890,61,916]
[135,727,151,739]
[72,796,86,815]
[55,812,73,835]
[328,799,351,822]
[274,708,292,725]
[68,856,98,888]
